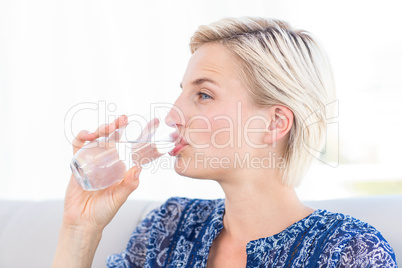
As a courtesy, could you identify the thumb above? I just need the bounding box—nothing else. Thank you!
[114,165,142,199]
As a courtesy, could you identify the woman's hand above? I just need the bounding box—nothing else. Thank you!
[63,115,142,232]
[52,115,142,268]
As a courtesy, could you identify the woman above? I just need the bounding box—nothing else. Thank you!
[52,17,397,267]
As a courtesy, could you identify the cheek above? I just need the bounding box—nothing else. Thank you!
[208,112,267,151]
[210,118,236,148]
[189,113,238,150]
[185,116,213,147]
[241,112,270,148]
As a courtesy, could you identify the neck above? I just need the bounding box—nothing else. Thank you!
[218,169,314,243]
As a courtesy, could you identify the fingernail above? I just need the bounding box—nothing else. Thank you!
[134,167,142,178]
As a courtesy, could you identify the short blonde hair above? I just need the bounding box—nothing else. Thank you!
[190,17,336,186]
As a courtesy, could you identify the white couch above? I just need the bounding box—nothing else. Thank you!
[0,195,401,267]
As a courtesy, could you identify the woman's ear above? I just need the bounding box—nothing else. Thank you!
[263,105,294,146]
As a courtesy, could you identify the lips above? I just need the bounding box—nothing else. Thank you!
[169,136,189,156]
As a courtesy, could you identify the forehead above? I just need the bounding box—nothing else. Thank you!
[181,43,241,88]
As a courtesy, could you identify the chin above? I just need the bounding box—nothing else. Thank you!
[173,157,220,182]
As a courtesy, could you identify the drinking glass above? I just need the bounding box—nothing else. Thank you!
[70,107,180,191]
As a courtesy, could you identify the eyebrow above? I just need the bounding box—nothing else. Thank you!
[180,78,219,89]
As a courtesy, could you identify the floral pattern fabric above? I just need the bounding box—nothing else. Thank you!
[107,197,398,267]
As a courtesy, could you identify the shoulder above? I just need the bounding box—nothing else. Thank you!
[314,209,390,243]
[314,209,381,236]
[107,197,224,267]
[312,210,397,267]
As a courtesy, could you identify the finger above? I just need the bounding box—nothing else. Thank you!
[114,115,128,129]
[73,115,129,154]
[93,115,128,139]
[72,130,97,154]
[94,123,116,138]
[108,115,129,142]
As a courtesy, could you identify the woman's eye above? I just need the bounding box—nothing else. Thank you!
[197,92,212,100]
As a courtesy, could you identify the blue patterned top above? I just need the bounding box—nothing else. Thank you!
[107,197,398,267]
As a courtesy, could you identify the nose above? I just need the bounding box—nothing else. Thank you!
[165,90,191,140]
[165,104,186,141]
[166,104,186,128]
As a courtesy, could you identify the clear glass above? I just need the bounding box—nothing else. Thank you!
[70,107,180,191]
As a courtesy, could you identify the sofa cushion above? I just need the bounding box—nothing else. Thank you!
[0,196,400,267]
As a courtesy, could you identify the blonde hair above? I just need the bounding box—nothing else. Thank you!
[190,17,336,186]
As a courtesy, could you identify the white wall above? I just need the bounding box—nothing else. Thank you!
[1,0,401,201]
